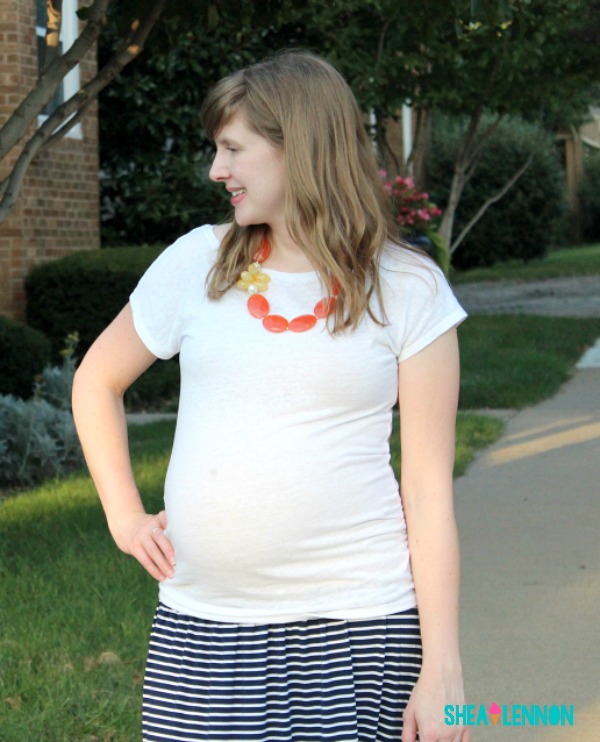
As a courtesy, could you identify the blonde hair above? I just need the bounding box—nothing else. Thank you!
[200,50,405,331]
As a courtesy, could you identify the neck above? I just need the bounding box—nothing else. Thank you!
[265,227,315,273]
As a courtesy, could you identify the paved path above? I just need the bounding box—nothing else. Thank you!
[454,275,600,318]
[453,277,600,739]
[455,364,600,740]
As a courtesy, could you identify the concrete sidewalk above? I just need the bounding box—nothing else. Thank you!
[455,364,600,740]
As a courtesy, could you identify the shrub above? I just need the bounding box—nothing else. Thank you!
[380,172,450,273]
[25,248,180,410]
[0,339,83,491]
[125,360,180,411]
[38,332,79,410]
[0,316,52,399]
[429,114,567,270]
[0,396,83,494]
[0,396,83,490]
[25,246,163,358]
[579,150,600,244]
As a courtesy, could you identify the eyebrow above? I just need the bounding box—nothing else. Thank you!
[215,136,240,147]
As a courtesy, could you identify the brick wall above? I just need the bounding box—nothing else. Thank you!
[0,0,99,320]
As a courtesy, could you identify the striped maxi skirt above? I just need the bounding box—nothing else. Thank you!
[142,602,422,742]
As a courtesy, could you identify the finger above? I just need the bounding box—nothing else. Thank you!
[130,532,175,582]
[401,711,417,742]
[131,541,171,582]
[151,527,177,569]
[157,509,168,529]
[146,530,176,578]
[153,511,176,565]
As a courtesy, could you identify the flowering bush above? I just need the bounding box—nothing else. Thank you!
[380,171,443,233]
[380,170,449,273]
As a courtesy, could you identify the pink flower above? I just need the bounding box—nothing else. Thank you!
[396,175,415,189]
[380,170,443,231]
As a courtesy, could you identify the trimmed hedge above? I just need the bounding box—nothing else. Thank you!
[25,246,164,357]
[0,316,52,399]
[429,114,567,270]
[24,246,180,410]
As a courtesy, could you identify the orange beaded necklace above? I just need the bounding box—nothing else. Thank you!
[235,238,339,333]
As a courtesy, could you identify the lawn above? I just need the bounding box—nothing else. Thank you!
[3,311,600,740]
[0,423,172,742]
[458,315,600,409]
[451,242,600,284]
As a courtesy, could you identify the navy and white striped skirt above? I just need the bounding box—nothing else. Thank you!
[142,602,422,741]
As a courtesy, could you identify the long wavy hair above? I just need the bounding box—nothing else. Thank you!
[200,50,407,331]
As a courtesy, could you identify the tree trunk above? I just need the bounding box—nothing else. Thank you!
[411,105,432,192]
[438,108,506,253]
[439,163,467,252]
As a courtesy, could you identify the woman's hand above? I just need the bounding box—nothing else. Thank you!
[112,509,176,582]
[401,662,470,742]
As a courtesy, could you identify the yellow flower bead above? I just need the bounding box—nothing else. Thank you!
[236,263,271,293]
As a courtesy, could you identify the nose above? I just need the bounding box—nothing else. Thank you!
[209,150,229,182]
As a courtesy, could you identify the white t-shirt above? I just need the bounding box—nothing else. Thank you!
[130,224,467,624]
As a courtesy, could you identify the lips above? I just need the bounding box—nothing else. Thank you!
[229,188,246,206]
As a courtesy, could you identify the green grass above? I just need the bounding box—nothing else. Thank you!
[0,423,174,742]
[451,243,600,284]
[458,315,600,409]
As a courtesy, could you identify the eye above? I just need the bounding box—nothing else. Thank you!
[227,146,238,153]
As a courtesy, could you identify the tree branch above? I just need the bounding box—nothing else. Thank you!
[41,0,167,148]
[464,114,503,180]
[0,0,168,224]
[0,0,112,161]
[41,96,94,152]
[455,103,486,174]
[450,151,534,254]
[438,107,505,249]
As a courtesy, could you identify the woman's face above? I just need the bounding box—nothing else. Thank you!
[209,114,286,231]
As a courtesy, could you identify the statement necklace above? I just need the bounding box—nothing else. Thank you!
[236,238,338,333]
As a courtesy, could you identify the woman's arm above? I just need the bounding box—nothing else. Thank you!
[72,303,176,582]
[398,328,469,742]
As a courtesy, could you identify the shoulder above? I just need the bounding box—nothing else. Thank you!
[149,224,221,276]
[378,243,447,296]
[375,242,465,325]
[165,223,221,256]
[133,224,221,298]
[373,244,467,361]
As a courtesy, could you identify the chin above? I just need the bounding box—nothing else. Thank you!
[234,212,263,228]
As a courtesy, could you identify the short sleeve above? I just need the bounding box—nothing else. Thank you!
[129,225,215,359]
[379,250,467,362]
